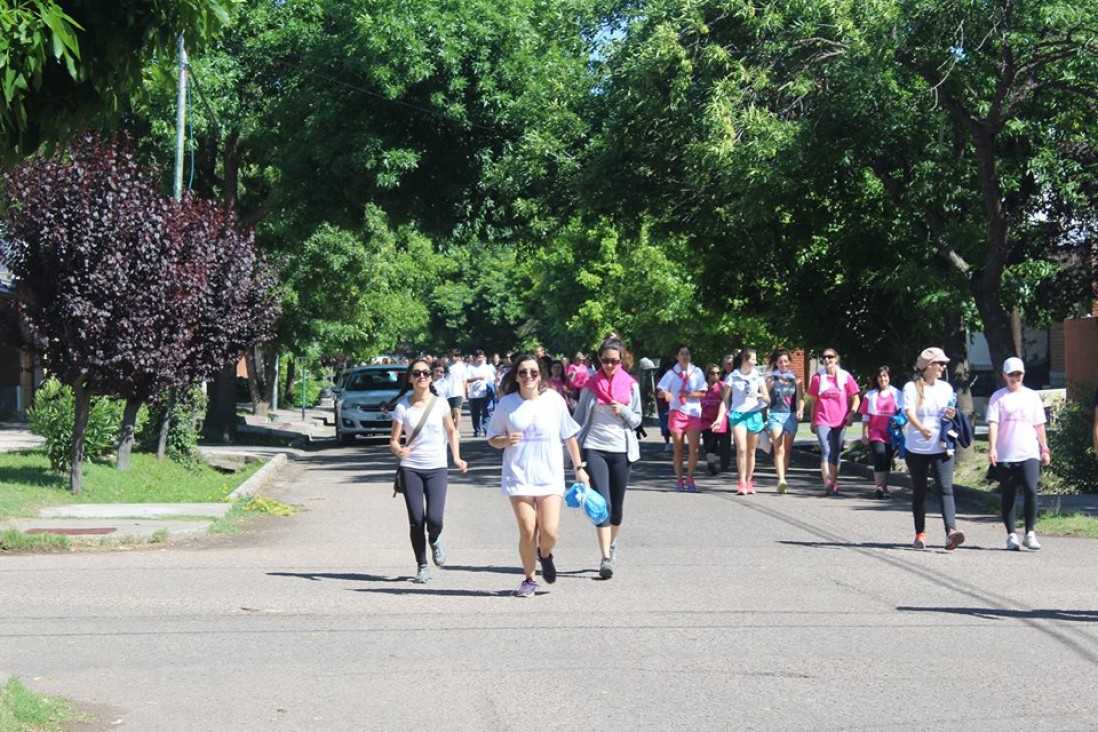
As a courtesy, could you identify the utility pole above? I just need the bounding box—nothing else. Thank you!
[173,34,188,200]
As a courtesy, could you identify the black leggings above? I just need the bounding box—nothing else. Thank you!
[583,448,630,528]
[469,397,489,434]
[1000,459,1040,534]
[869,440,893,474]
[399,466,448,566]
[904,451,957,534]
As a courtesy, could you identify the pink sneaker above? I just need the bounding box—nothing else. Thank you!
[736,479,747,495]
[685,476,698,492]
[747,479,756,495]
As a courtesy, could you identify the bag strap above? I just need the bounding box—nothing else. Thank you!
[406,395,437,447]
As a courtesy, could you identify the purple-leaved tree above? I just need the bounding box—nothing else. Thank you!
[2,133,278,489]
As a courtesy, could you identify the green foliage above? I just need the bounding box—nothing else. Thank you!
[26,378,124,472]
[0,529,71,552]
[1046,398,1098,494]
[1,0,233,156]
[0,676,79,730]
[138,386,208,464]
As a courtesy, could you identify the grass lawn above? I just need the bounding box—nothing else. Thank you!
[0,449,265,521]
[0,676,86,732]
[1035,512,1098,538]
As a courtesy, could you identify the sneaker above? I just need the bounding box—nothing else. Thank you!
[1023,531,1041,550]
[609,541,618,563]
[823,483,832,496]
[599,558,614,579]
[514,578,538,597]
[663,443,673,453]
[685,477,698,492]
[945,529,966,551]
[1006,533,1021,551]
[777,481,788,494]
[674,478,686,492]
[913,532,927,550]
[413,564,430,584]
[736,479,747,496]
[430,539,446,567]
[828,482,839,496]
[746,479,756,495]
[874,485,885,499]
[706,455,719,476]
[538,551,557,584]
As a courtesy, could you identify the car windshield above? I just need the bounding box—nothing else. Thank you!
[344,370,403,392]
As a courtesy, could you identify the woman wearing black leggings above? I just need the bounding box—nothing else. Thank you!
[575,338,643,579]
[986,357,1051,551]
[389,358,468,583]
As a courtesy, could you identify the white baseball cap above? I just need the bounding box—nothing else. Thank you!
[1002,357,1025,375]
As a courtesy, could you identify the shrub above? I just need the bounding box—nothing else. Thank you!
[1045,398,1098,494]
[138,386,208,465]
[27,378,125,471]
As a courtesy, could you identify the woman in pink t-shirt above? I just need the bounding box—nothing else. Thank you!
[858,366,903,499]
[807,348,861,495]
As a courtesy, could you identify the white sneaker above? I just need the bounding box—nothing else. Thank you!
[1023,531,1041,550]
[1006,533,1021,551]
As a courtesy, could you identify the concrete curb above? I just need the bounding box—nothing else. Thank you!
[228,452,287,500]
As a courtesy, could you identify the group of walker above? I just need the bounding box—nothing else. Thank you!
[388,339,1052,596]
[656,344,1051,553]
[389,338,640,597]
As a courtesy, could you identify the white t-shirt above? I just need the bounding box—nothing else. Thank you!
[725,369,765,413]
[391,395,450,470]
[446,361,468,400]
[657,363,706,417]
[467,363,497,399]
[431,378,452,402]
[487,390,580,497]
[902,380,955,455]
[986,386,1046,463]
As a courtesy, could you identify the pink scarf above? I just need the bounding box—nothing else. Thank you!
[587,368,637,405]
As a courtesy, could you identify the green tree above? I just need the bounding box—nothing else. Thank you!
[0,0,232,157]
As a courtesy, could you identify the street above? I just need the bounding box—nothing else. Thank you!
[2,437,1097,731]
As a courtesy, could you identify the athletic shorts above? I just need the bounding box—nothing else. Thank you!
[668,410,702,434]
[447,396,463,410]
[767,411,798,436]
[728,410,764,434]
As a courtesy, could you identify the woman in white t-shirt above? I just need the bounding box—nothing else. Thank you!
[389,359,468,584]
[987,357,1051,551]
[656,344,708,492]
[488,354,588,598]
[902,347,965,551]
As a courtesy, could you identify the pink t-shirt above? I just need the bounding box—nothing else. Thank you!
[986,386,1046,462]
[809,370,860,428]
[858,388,900,443]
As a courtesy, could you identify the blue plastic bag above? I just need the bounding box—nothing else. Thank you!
[565,482,608,525]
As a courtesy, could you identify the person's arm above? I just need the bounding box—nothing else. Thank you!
[564,435,589,485]
[987,421,999,465]
[845,386,861,427]
[442,411,467,473]
[904,404,933,440]
[613,386,643,429]
[795,379,805,421]
[713,383,730,429]
[756,375,770,405]
[1036,423,1051,466]
[389,417,409,460]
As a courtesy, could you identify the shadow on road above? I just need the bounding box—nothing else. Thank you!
[896,606,1098,622]
[778,539,996,552]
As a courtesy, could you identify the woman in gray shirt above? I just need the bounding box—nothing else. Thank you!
[574,338,644,579]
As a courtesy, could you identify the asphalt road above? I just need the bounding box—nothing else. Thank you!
[2,435,1097,731]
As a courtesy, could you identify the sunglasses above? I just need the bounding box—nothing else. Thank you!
[410,369,431,378]
[600,357,621,365]
[822,354,837,360]
[517,369,540,378]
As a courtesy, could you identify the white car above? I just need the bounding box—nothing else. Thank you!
[334,365,405,443]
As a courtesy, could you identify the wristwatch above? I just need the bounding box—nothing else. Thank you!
[575,462,588,470]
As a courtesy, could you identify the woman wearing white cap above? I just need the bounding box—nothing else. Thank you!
[902,347,966,550]
[986,357,1051,551]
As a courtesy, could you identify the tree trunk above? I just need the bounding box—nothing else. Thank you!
[156,390,176,461]
[972,273,1020,392]
[244,344,269,418]
[284,357,297,406]
[264,348,279,411]
[116,398,142,471]
[204,363,239,441]
[69,382,91,494]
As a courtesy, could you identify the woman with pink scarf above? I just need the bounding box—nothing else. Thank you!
[574,337,643,579]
